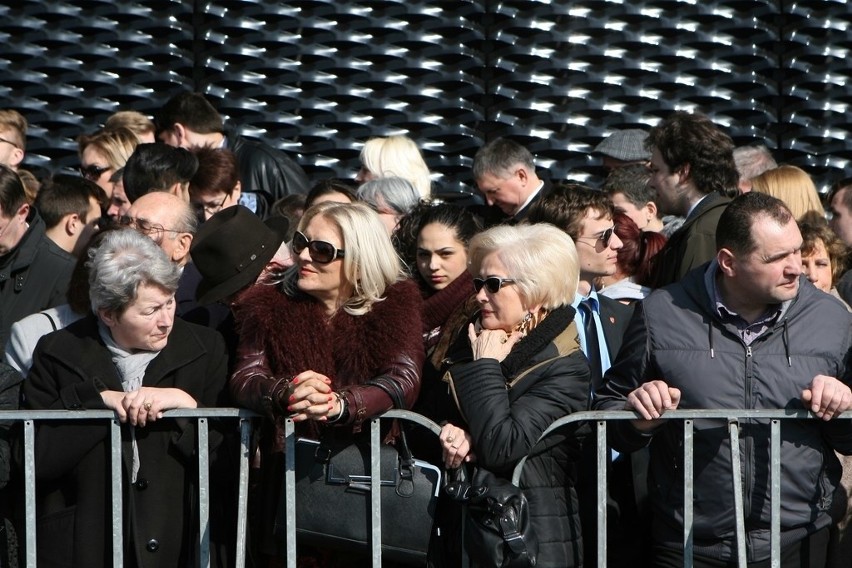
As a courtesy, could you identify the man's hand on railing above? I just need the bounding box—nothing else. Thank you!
[801,375,852,421]
[625,380,682,432]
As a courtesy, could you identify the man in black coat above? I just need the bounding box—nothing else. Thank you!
[155,91,310,218]
[0,165,74,359]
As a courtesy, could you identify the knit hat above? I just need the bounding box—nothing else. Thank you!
[593,129,651,161]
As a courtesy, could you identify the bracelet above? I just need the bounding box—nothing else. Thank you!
[328,392,346,423]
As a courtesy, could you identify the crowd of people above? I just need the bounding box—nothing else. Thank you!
[1,97,852,568]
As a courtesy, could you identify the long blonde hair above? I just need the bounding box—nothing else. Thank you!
[750,165,824,220]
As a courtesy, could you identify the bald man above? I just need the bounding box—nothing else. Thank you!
[124,192,196,266]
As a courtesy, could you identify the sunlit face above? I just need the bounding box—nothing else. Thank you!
[475,253,529,333]
[475,169,529,216]
[610,192,650,231]
[648,148,684,216]
[81,146,115,194]
[574,210,623,283]
[100,282,175,352]
[727,216,803,306]
[0,129,23,169]
[296,215,353,313]
[0,202,29,256]
[801,238,833,293]
[416,222,469,291]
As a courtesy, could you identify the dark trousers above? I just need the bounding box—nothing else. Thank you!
[652,527,830,568]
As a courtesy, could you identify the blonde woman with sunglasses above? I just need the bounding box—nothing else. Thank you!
[229,201,424,564]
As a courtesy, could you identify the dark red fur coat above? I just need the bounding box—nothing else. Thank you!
[230,278,425,439]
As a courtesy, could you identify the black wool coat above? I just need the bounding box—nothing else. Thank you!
[22,315,229,568]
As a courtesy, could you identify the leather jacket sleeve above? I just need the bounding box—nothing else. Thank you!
[228,321,290,420]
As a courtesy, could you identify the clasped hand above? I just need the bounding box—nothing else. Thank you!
[281,370,342,422]
[100,386,197,427]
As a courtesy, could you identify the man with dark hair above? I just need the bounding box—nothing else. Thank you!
[527,183,634,567]
[121,143,199,206]
[36,175,106,257]
[602,164,665,233]
[155,91,310,218]
[646,111,737,287]
[596,192,852,568]
[472,137,550,224]
[829,178,852,247]
[0,165,74,357]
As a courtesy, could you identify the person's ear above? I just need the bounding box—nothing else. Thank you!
[675,163,691,185]
[64,213,81,236]
[717,248,736,277]
[646,201,658,221]
[516,167,528,185]
[8,147,23,168]
[173,233,193,262]
[174,123,189,147]
[98,307,117,328]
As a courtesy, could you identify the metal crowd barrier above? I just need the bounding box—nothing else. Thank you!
[10,408,849,567]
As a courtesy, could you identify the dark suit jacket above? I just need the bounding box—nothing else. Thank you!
[598,295,632,367]
[479,178,553,227]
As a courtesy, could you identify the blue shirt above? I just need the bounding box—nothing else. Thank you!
[572,289,613,376]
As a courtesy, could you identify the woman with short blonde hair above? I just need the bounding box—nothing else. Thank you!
[76,127,140,194]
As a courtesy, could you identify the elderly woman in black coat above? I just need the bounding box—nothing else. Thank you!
[440,223,591,568]
[23,229,228,567]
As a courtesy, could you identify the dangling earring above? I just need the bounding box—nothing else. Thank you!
[517,311,534,336]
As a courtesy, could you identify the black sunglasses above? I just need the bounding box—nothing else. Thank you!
[577,226,615,248]
[292,231,345,264]
[473,276,516,294]
[80,164,111,181]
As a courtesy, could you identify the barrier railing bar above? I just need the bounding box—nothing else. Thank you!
[770,420,781,568]
[596,420,607,568]
[111,418,123,568]
[285,418,297,568]
[23,420,35,568]
[370,418,382,567]
[729,420,747,568]
[198,418,210,568]
[683,419,693,568]
[235,418,252,568]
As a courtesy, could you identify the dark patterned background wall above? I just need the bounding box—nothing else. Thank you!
[2,0,851,193]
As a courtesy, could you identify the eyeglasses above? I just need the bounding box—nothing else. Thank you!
[473,277,516,294]
[80,164,111,181]
[195,194,229,217]
[0,136,19,150]
[576,226,615,248]
[292,231,345,264]
[117,215,182,244]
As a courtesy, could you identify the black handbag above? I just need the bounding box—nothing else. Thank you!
[276,378,442,565]
[446,467,538,568]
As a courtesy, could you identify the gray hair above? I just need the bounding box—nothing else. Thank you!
[357,177,420,216]
[174,197,199,235]
[733,144,777,183]
[472,137,535,180]
[88,229,182,315]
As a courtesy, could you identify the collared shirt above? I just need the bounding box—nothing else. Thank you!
[685,193,709,220]
[572,289,613,374]
[704,261,787,346]
[513,180,545,218]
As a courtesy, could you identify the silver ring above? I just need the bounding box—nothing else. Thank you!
[143,401,152,411]
[447,436,455,444]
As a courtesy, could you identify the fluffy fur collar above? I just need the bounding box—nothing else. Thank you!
[234,279,423,389]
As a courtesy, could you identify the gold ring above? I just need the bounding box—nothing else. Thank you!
[447,436,455,444]
[501,337,508,344]
[144,402,152,411]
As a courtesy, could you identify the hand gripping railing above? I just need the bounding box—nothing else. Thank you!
[510,408,851,568]
[12,408,257,568]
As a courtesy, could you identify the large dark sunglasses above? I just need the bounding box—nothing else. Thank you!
[473,277,516,294]
[80,164,111,181]
[292,231,345,264]
[576,226,615,248]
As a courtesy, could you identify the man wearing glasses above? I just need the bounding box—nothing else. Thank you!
[0,110,26,171]
[0,165,75,358]
[122,192,199,316]
[528,183,636,568]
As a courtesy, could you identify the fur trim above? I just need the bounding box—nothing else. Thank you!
[234,279,423,390]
